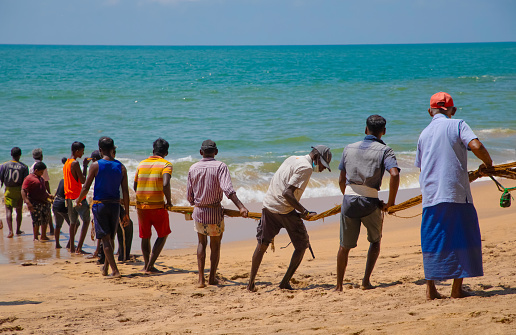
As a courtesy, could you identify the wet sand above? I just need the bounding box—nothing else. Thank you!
[0,181,515,334]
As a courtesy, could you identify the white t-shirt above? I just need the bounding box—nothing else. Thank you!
[262,155,313,214]
[30,160,50,182]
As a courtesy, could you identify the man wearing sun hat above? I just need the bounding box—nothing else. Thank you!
[247,145,332,292]
[416,92,493,300]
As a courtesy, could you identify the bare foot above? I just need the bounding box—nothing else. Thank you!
[105,272,122,279]
[247,283,257,292]
[16,230,24,235]
[208,278,220,286]
[40,236,50,241]
[75,249,91,255]
[279,283,294,290]
[361,283,374,290]
[426,289,443,301]
[7,232,14,238]
[56,244,62,249]
[101,265,109,276]
[334,285,343,292]
[451,289,473,299]
[145,267,163,275]
[197,278,206,288]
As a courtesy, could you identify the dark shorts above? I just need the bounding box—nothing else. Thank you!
[66,199,90,227]
[92,203,120,239]
[256,208,309,250]
[30,202,51,227]
[340,207,383,248]
[52,198,67,215]
[53,210,70,227]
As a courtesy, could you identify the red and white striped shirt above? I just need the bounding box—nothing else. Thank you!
[186,158,236,224]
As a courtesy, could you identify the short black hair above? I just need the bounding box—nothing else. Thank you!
[366,115,386,135]
[71,141,85,153]
[153,138,169,156]
[98,136,115,152]
[61,157,68,164]
[33,161,47,171]
[11,147,21,158]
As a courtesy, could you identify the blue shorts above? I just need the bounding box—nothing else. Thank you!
[93,203,120,239]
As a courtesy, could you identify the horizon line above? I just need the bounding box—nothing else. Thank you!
[1,41,515,48]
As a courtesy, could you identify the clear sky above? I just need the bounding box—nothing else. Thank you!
[1,0,515,46]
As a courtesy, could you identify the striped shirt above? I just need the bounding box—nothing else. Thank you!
[134,156,173,209]
[187,158,236,224]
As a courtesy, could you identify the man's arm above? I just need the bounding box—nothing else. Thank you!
[120,165,130,226]
[282,185,316,220]
[163,172,172,207]
[21,188,34,212]
[71,160,86,184]
[383,167,400,211]
[186,171,195,206]
[469,139,493,172]
[228,193,249,218]
[82,159,91,179]
[75,162,98,206]
[338,170,346,195]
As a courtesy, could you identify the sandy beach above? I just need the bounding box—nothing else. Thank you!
[0,180,515,334]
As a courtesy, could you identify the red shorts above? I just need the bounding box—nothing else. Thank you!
[137,208,171,239]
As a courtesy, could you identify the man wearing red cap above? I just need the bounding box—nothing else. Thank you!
[415,92,493,300]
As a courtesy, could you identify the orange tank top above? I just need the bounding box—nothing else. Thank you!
[63,159,82,199]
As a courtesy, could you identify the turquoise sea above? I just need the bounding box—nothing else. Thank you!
[1,43,515,205]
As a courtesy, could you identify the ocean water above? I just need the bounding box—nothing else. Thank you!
[1,43,515,205]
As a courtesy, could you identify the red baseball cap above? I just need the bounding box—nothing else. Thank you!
[430,92,454,110]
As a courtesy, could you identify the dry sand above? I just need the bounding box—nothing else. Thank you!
[0,181,515,334]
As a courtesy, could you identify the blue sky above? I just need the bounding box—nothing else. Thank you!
[1,0,515,45]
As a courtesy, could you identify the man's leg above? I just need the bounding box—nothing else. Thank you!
[39,205,50,241]
[100,235,120,278]
[5,205,14,238]
[32,222,39,240]
[146,236,167,274]
[141,238,151,271]
[54,213,64,248]
[247,243,269,292]
[426,280,442,300]
[15,205,23,235]
[279,246,306,290]
[335,246,351,291]
[197,233,208,288]
[47,212,54,235]
[208,234,223,285]
[451,278,471,298]
[124,220,134,261]
[362,241,381,289]
[76,203,91,254]
[67,200,78,253]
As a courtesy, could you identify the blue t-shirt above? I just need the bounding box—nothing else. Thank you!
[415,114,478,208]
[93,159,122,201]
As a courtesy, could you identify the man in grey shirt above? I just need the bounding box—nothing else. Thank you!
[335,115,400,291]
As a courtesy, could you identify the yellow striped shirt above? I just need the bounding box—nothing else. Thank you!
[134,156,173,209]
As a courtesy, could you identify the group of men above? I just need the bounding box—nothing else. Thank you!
[1,92,493,298]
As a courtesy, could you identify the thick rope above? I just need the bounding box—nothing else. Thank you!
[127,161,516,221]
